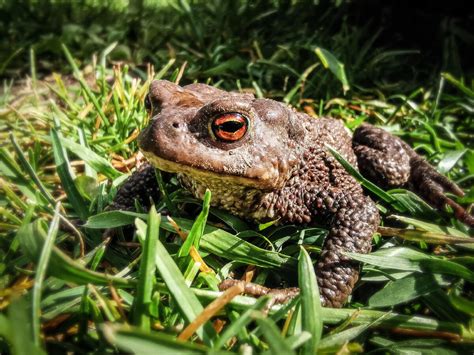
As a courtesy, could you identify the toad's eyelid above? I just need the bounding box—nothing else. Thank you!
[213,113,247,126]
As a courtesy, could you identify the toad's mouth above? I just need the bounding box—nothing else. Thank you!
[141,150,275,190]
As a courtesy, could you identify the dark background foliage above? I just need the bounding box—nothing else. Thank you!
[1,0,473,95]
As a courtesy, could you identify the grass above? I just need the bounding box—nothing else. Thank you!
[1,1,474,353]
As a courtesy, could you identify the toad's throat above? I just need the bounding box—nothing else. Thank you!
[142,151,273,221]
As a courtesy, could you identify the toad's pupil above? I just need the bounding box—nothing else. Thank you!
[217,120,243,132]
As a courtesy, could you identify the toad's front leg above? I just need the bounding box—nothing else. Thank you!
[220,189,379,308]
[315,191,379,307]
[108,163,161,212]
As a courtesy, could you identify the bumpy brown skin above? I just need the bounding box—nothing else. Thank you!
[111,80,473,307]
[108,163,160,212]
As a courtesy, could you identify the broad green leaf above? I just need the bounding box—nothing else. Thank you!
[437,149,467,173]
[368,273,442,308]
[390,215,469,238]
[348,247,474,282]
[84,210,147,229]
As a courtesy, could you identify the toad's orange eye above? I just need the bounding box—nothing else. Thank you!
[211,113,249,142]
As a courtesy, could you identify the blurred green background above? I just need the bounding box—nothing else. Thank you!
[2,0,473,96]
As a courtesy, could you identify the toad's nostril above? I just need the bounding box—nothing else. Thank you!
[172,122,180,129]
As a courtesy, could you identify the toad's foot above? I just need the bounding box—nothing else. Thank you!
[409,155,474,226]
[353,123,473,227]
[218,279,300,309]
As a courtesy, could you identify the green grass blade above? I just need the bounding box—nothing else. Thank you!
[326,144,405,211]
[298,246,322,353]
[158,218,297,270]
[154,169,178,215]
[213,296,271,350]
[102,324,209,354]
[286,331,312,350]
[193,288,467,337]
[154,58,177,80]
[388,190,437,219]
[32,203,61,347]
[318,325,369,352]
[51,127,89,220]
[62,44,109,127]
[253,312,294,355]
[209,208,249,232]
[59,136,122,180]
[18,219,132,287]
[314,47,350,93]
[441,72,474,98]
[318,324,371,352]
[154,228,217,345]
[0,297,46,355]
[132,207,159,329]
[320,308,464,336]
[178,189,211,257]
[390,215,469,238]
[9,133,55,206]
[368,273,442,308]
[199,228,297,270]
[84,210,147,229]
[348,248,474,282]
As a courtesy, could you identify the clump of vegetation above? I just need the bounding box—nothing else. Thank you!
[1,1,473,353]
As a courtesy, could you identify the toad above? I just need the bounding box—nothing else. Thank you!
[111,80,473,307]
